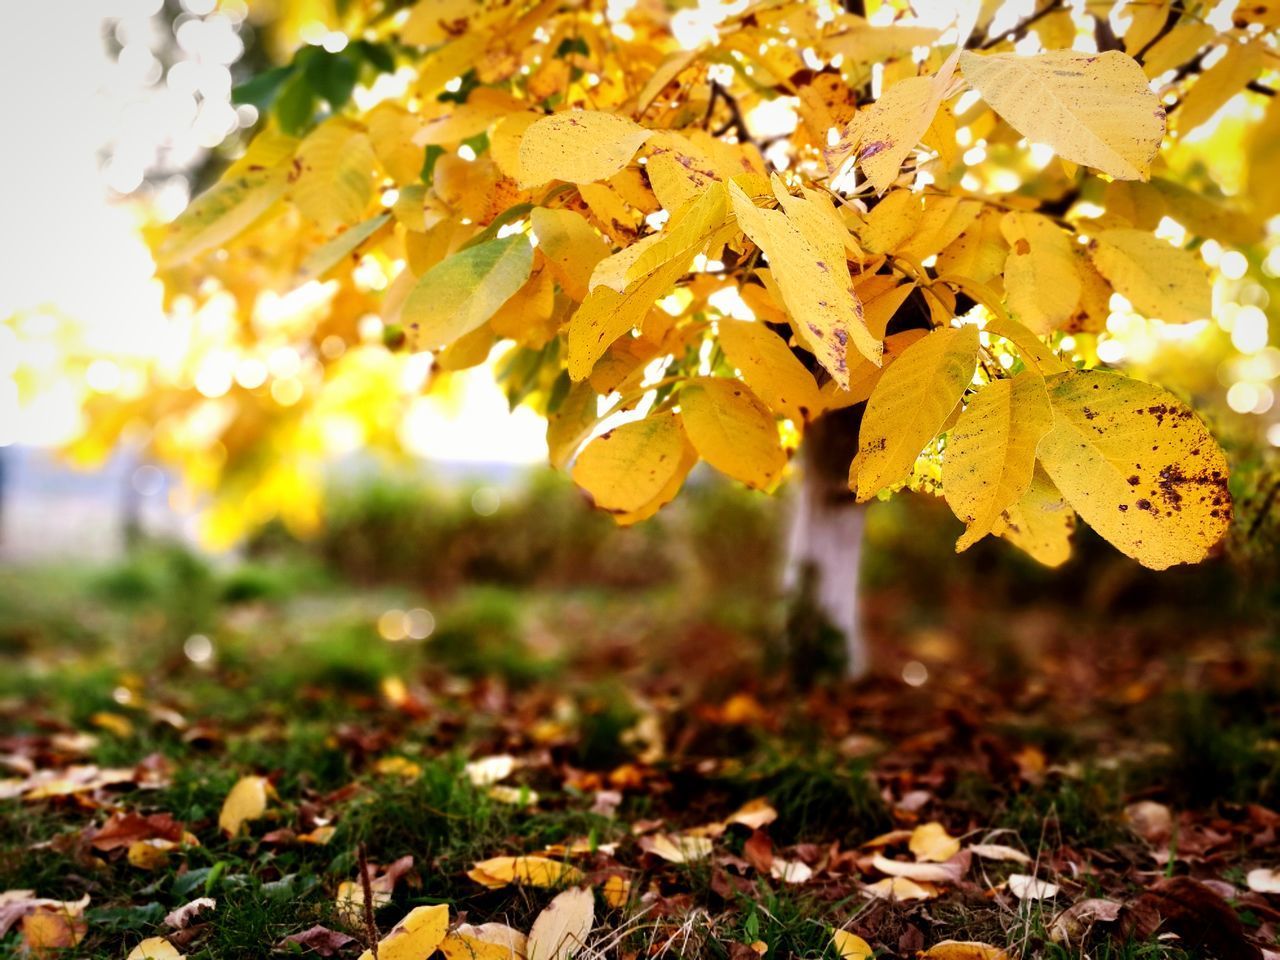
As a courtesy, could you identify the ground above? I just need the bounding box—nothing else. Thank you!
[1,487,1278,959]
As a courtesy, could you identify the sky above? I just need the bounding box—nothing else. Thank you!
[0,2,547,462]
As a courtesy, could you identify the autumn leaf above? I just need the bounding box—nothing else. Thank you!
[518,111,652,188]
[467,856,586,889]
[357,904,449,960]
[856,325,979,501]
[571,412,691,514]
[832,929,874,960]
[1037,369,1231,569]
[402,235,534,351]
[943,373,1054,552]
[959,49,1164,180]
[218,775,271,837]
[1088,230,1212,324]
[527,886,594,960]
[679,378,786,491]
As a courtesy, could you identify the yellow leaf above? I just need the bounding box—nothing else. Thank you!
[218,775,270,837]
[728,182,879,384]
[416,89,525,146]
[531,207,608,302]
[943,373,1053,552]
[490,111,541,182]
[366,102,426,183]
[863,876,937,901]
[157,167,286,267]
[959,49,1164,180]
[855,73,950,194]
[1247,95,1280,219]
[1037,369,1231,570]
[639,833,714,863]
[909,822,963,863]
[832,930,874,960]
[612,441,697,527]
[128,838,177,870]
[570,412,689,513]
[1000,211,1081,334]
[22,909,87,954]
[299,213,391,281]
[680,378,786,490]
[127,937,184,960]
[403,235,534,350]
[1088,229,1211,324]
[921,941,1010,960]
[936,207,1008,284]
[993,465,1076,567]
[1175,41,1263,136]
[717,318,822,424]
[527,887,594,960]
[357,904,449,960]
[1141,22,1215,78]
[518,111,652,188]
[898,196,982,262]
[602,875,632,908]
[856,325,979,501]
[547,381,599,470]
[857,189,922,255]
[567,253,690,380]
[625,182,729,286]
[440,923,529,960]
[1122,1,1170,56]
[289,118,377,229]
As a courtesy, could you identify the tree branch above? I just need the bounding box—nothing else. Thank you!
[976,0,1064,50]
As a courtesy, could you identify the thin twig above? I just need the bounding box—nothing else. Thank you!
[357,842,379,960]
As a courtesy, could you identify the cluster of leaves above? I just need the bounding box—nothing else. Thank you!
[3,551,1280,958]
[128,0,1280,567]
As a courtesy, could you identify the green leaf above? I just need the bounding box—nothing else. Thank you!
[298,213,391,281]
[402,234,534,350]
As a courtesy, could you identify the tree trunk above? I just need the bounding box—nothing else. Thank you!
[783,408,869,681]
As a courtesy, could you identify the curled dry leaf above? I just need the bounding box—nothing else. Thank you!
[465,754,517,786]
[1049,898,1122,944]
[164,897,215,929]
[871,851,968,884]
[863,877,938,901]
[527,886,594,960]
[769,858,813,884]
[217,775,271,837]
[1125,800,1174,844]
[968,844,1032,865]
[357,904,449,960]
[279,925,357,957]
[126,937,184,960]
[1006,874,1060,901]
[831,929,874,960]
[468,856,586,889]
[921,941,1010,960]
[1247,868,1280,894]
[725,798,778,831]
[639,833,714,864]
[910,822,961,862]
[440,922,529,960]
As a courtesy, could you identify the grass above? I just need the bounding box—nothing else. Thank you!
[1,538,1277,958]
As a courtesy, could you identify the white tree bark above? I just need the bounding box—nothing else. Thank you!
[784,462,869,680]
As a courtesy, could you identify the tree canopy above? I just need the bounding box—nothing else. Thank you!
[85,0,1280,564]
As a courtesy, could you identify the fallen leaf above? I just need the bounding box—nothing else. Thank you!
[1248,868,1280,894]
[465,754,517,786]
[527,886,594,960]
[1125,800,1173,845]
[725,798,778,831]
[440,922,529,960]
[1049,898,1122,944]
[128,838,179,870]
[468,856,585,889]
[357,904,449,960]
[968,844,1032,865]
[218,775,270,837]
[126,937,184,959]
[921,941,1010,960]
[769,858,813,884]
[164,897,215,929]
[910,822,961,862]
[638,833,714,863]
[1006,874,1059,901]
[871,852,967,883]
[279,925,357,957]
[863,877,938,901]
[602,875,631,908]
[832,929,873,960]
[22,908,87,956]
